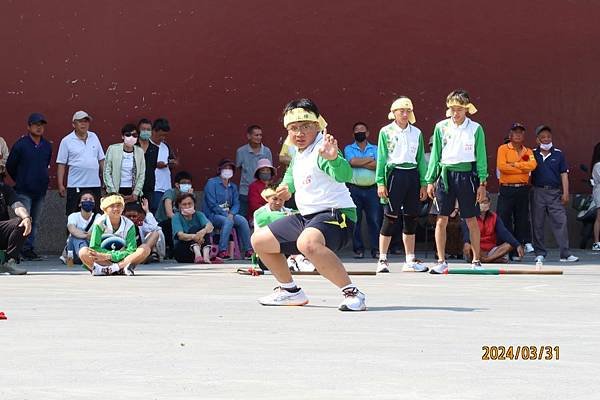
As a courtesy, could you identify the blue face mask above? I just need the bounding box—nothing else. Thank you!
[179,183,192,193]
[81,200,95,212]
[139,130,152,140]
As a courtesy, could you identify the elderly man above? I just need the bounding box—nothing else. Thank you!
[56,110,105,215]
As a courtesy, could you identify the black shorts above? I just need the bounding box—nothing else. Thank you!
[385,168,420,217]
[435,171,480,218]
[267,210,354,255]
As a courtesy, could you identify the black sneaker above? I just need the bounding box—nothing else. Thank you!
[21,249,42,261]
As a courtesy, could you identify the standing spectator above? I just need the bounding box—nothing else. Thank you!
[591,142,600,251]
[103,123,146,202]
[344,121,381,259]
[143,118,176,213]
[0,181,32,275]
[247,158,276,222]
[425,89,488,273]
[64,191,100,265]
[496,122,537,259]
[203,158,252,259]
[6,113,52,261]
[530,125,578,262]
[235,125,273,217]
[56,110,105,215]
[136,118,153,153]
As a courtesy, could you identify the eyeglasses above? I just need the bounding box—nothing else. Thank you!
[123,132,138,137]
[287,122,315,134]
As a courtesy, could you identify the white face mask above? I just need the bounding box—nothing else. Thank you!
[179,183,192,193]
[479,203,490,213]
[123,136,137,146]
[220,169,234,180]
[539,142,553,151]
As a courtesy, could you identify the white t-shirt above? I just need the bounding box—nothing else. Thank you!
[154,142,172,192]
[67,211,100,231]
[56,131,105,187]
[120,151,134,188]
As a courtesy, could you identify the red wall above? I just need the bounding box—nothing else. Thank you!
[2,0,599,192]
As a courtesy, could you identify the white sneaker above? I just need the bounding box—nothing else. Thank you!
[258,287,309,306]
[123,263,134,276]
[377,259,390,273]
[92,263,109,276]
[429,261,448,274]
[471,261,484,270]
[592,242,600,251]
[560,255,579,262]
[338,287,367,311]
[402,259,429,272]
[535,255,545,263]
[297,256,316,272]
[59,255,66,264]
[524,243,535,253]
[287,256,299,271]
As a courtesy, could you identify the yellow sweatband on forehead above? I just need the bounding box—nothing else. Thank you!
[100,194,125,212]
[283,108,328,130]
[445,100,478,117]
[388,97,416,124]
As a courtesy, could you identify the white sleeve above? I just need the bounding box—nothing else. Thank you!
[593,163,600,185]
[56,138,69,164]
[66,212,78,226]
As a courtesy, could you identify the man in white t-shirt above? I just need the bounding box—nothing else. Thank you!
[144,118,176,213]
[56,110,105,215]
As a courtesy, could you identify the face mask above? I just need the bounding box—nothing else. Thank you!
[540,142,553,151]
[181,206,195,216]
[259,172,272,181]
[220,169,234,180]
[354,132,367,142]
[123,136,137,146]
[81,200,95,212]
[179,183,192,193]
[139,130,152,140]
[479,203,490,213]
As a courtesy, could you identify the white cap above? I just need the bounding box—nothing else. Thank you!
[72,110,92,122]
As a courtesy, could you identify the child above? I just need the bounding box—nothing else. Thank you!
[123,198,165,262]
[251,98,366,311]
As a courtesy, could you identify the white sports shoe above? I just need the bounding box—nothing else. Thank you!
[402,259,429,272]
[338,287,367,311]
[535,255,545,263]
[92,263,109,276]
[123,263,135,276]
[429,261,449,274]
[524,243,535,253]
[592,242,600,251]
[560,255,579,262]
[377,259,390,273]
[258,287,309,306]
[471,261,485,270]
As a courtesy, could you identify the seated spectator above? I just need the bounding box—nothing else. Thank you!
[155,170,194,256]
[172,192,219,264]
[103,123,146,203]
[0,134,9,181]
[253,187,294,228]
[203,159,252,259]
[64,191,100,264]
[247,158,277,221]
[124,198,165,262]
[462,192,524,263]
[0,182,32,275]
[79,194,150,275]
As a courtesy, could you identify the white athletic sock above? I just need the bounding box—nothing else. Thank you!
[379,253,387,261]
[280,281,297,290]
[406,254,415,264]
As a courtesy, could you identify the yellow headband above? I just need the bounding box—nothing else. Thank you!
[100,194,125,212]
[261,188,277,202]
[445,100,478,117]
[283,108,328,130]
[388,97,416,124]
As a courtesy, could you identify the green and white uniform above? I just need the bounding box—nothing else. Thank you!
[89,215,138,262]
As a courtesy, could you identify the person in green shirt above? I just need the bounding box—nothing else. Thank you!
[425,89,489,274]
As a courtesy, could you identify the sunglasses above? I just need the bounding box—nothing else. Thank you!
[123,132,138,138]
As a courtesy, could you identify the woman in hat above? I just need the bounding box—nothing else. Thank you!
[78,194,150,275]
[247,158,277,221]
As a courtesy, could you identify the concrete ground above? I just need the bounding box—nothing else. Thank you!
[1,250,599,400]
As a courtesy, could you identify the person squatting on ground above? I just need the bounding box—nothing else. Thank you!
[0,182,32,275]
[462,192,523,263]
[375,97,429,273]
[79,194,150,276]
[251,98,367,311]
[123,198,165,262]
[530,125,578,262]
[495,122,537,260]
[425,89,489,274]
[171,192,219,264]
[64,191,100,264]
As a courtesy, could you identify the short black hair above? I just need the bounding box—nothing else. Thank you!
[78,190,96,204]
[137,118,152,129]
[247,125,262,134]
[353,121,368,131]
[152,118,170,132]
[174,171,192,183]
[121,123,137,135]
[124,202,145,215]
[282,98,320,120]
[176,192,195,206]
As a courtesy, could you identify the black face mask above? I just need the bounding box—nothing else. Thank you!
[354,132,367,142]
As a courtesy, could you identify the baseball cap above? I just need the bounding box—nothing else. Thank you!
[510,122,526,131]
[72,110,92,122]
[535,124,552,136]
[28,113,47,125]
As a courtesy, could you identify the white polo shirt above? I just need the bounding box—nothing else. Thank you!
[56,131,105,187]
